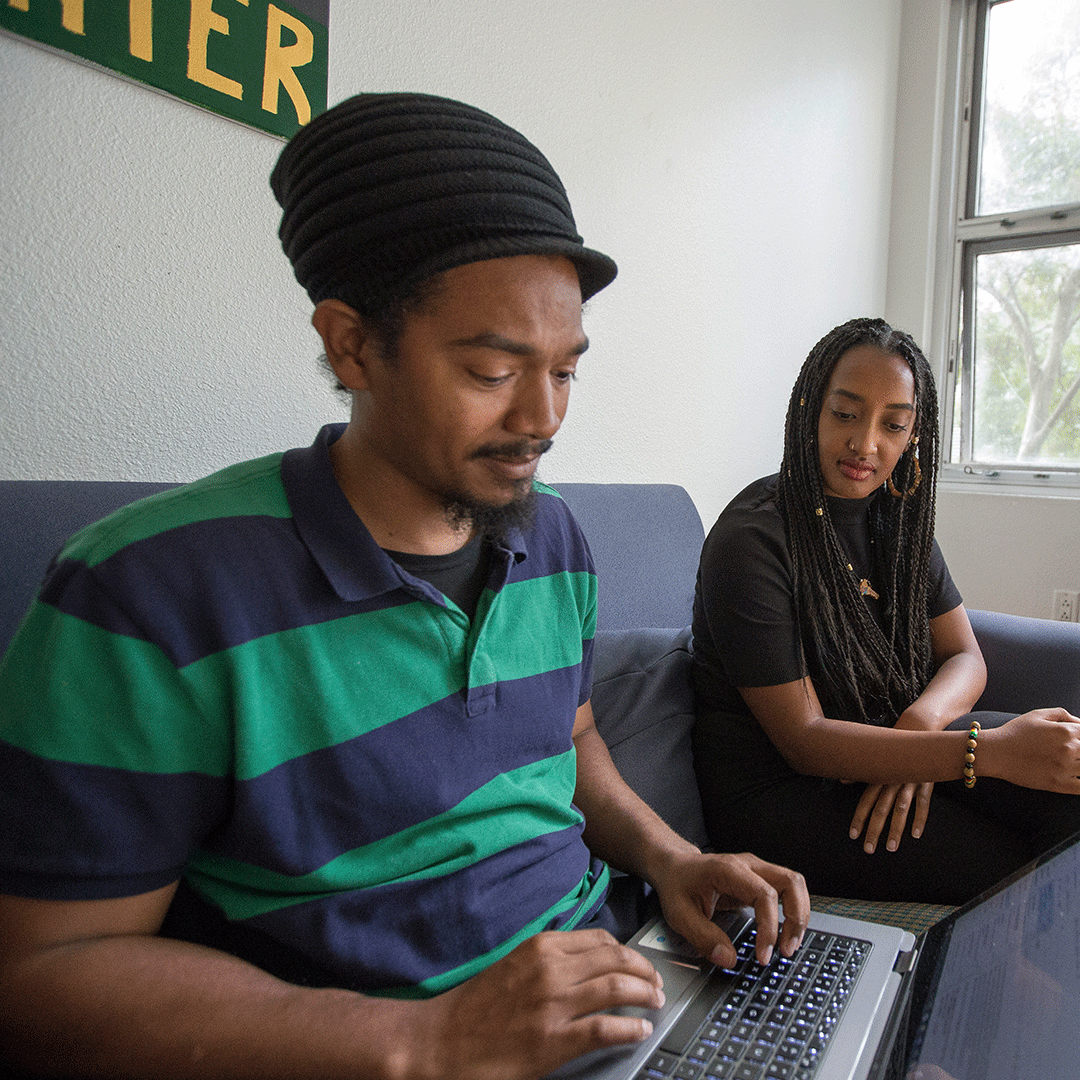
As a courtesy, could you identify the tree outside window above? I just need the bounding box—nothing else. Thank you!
[949,0,1080,479]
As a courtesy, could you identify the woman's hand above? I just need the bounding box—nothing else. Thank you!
[846,695,947,855]
[848,781,934,853]
[982,709,1080,793]
[850,708,1080,848]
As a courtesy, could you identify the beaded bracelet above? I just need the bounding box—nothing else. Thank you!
[963,721,981,788]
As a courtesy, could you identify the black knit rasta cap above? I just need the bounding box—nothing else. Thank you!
[270,92,617,308]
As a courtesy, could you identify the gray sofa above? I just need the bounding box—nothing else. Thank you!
[3,478,1080,897]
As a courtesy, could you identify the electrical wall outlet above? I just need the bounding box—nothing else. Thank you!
[1052,589,1080,622]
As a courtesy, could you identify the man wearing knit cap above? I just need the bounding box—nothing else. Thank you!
[0,94,807,1080]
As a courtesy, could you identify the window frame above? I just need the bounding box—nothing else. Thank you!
[938,0,1080,494]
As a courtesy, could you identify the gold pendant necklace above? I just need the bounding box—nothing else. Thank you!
[848,563,880,599]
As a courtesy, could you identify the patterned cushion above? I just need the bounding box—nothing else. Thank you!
[810,895,955,936]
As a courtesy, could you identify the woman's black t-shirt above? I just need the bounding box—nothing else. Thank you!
[691,473,962,727]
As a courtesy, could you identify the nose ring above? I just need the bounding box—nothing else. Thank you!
[848,440,857,452]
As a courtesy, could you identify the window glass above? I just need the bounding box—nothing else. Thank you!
[945,0,1080,483]
[977,0,1080,215]
[967,242,1080,465]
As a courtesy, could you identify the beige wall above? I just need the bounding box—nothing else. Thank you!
[16,5,1062,615]
[933,491,1080,618]
[0,0,901,535]
[6,2,1069,617]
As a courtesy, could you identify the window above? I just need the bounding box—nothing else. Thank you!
[942,0,1080,488]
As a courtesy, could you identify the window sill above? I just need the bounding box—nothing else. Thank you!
[938,467,1080,500]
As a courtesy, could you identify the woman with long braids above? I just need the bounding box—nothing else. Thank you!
[691,317,1080,905]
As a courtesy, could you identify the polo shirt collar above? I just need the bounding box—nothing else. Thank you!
[280,425,528,603]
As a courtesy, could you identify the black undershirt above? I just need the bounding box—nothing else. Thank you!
[386,532,492,620]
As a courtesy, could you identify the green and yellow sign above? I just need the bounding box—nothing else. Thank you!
[1,1,328,138]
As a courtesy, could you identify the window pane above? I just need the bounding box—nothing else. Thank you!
[977,0,1080,215]
[972,243,1080,464]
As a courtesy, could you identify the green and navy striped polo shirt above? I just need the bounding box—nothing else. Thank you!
[0,425,607,996]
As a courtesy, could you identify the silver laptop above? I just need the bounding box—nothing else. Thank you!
[546,829,1080,1080]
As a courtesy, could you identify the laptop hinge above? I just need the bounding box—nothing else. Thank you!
[893,947,918,975]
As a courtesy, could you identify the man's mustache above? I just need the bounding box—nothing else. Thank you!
[471,439,553,462]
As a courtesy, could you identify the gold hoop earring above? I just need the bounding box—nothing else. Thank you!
[887,437,922,498]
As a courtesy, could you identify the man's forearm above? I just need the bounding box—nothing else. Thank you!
[571,719,810,968]
[1,934,425,1080]
[571,723,698,886]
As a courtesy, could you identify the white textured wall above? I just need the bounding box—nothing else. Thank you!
[1,0,900,533]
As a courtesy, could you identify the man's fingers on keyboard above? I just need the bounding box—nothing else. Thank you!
[645,929,871,1079]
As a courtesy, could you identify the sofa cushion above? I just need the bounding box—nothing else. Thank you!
[554,484,705,633]
[969,608,1080,715]
[590,626,708,849]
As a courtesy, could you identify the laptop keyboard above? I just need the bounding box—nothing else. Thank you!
[635,927,871,1080]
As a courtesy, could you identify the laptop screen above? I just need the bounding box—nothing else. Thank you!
[906,831,1080,1080]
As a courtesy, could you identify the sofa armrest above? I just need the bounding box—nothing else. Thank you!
[590,627,708,850]
[969,608,1080,715]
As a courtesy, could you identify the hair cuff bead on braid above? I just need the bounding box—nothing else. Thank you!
[962,721,981,788]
